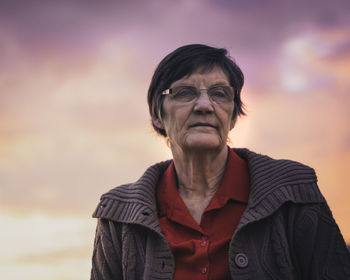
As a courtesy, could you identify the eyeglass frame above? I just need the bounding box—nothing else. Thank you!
[160,84,236,104]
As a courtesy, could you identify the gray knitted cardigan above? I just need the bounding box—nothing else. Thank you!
[91,148,350,279]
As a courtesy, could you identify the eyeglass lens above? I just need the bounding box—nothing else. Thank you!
[170,86,234,103]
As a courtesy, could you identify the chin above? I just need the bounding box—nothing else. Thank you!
[184,135,224,151]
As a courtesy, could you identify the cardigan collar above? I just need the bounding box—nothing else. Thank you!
[93,148,324,235]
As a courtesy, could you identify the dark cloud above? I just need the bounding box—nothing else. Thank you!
[210,0,350,22]
[1,0,348,52]
[0,0,161,55]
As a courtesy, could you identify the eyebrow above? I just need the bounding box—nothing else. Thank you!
[171,81,230,88]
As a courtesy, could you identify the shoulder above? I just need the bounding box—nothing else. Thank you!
[234,148,324,209]
[234,148,317,185]
[234,148,326,230]
[98,159,172,200]
[92,159,172,222]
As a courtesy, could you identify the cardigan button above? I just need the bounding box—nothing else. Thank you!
[200,267,207,274]
[235,253,248,268]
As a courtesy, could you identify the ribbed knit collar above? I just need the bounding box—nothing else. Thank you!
[93,148,325,235]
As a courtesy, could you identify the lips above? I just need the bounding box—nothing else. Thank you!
[189,123,217,128]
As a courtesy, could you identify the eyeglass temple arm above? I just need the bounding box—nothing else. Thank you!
[161,89,172,95]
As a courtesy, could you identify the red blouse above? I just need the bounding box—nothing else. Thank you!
[157,148,250,280]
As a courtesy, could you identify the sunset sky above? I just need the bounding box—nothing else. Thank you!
[1,0,350,279]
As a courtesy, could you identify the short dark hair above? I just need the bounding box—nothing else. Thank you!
[147,44,246,137]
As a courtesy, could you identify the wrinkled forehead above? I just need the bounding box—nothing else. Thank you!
[169,65,230,88]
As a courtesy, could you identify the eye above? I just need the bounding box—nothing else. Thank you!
[172,87,198,102]
[208,86,231,102]
[210,88,226,98]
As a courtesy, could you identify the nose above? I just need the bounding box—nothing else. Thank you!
[193,90,214,113]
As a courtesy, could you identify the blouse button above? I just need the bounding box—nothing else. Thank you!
[201,234,208,240]
[200,240,207,247]
[235,253,248,268]
[200,267,207,274]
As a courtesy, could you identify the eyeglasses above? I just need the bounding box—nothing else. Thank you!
[161,85,235,104]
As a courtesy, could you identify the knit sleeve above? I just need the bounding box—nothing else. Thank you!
[90,219,123,280]
[293,202,350,280]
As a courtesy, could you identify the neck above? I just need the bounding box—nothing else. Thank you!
[171,146,229,199]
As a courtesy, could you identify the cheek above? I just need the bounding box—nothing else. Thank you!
[162,111,181,137]
[160,102,173,133]
[219,108,235,130]
[162,103,188,131]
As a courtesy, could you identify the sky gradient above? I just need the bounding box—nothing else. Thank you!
[1,0,350,279]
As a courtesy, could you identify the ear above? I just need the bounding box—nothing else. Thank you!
[152,116,164,130]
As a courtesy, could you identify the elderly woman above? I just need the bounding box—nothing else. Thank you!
[91,44,350,279]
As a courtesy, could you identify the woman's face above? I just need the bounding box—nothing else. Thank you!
[155,66,235,152]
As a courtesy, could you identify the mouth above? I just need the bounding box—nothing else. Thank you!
[189,123,217,129]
